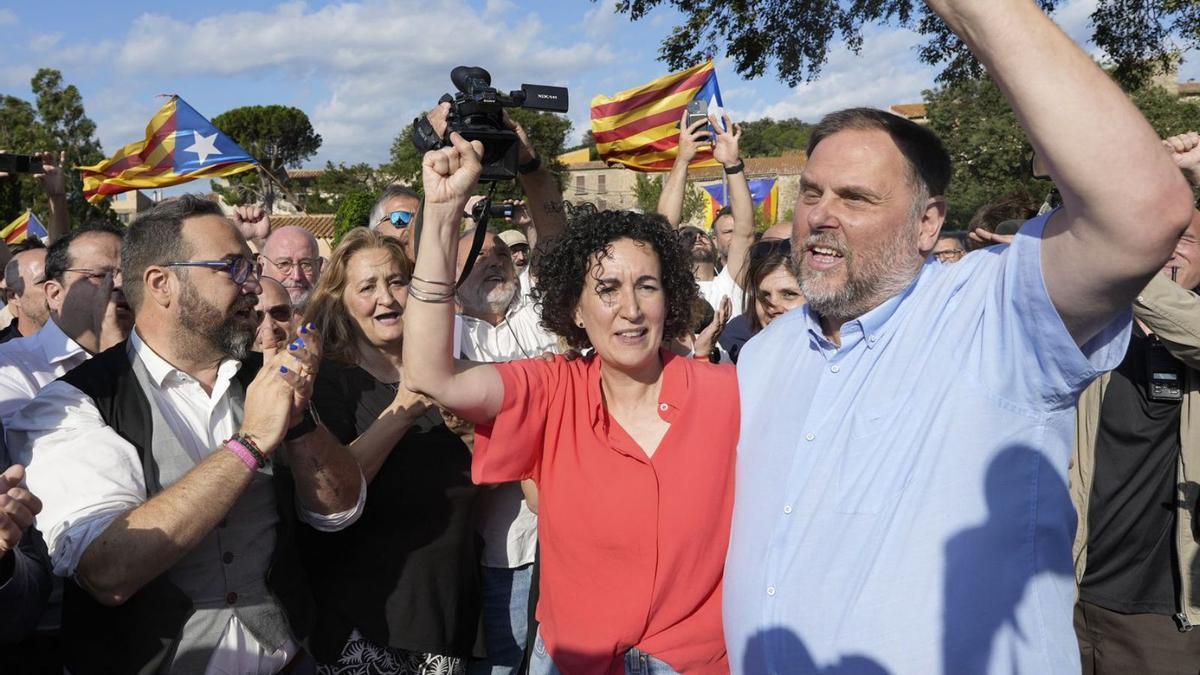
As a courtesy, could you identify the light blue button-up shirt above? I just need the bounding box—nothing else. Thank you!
[725,214,1130,675]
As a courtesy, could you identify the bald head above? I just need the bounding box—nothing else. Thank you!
[762,222,792,241]
[254,277,294,351]
[259,225,322,308]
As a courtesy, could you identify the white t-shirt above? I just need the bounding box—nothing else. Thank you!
[698,268,745,319]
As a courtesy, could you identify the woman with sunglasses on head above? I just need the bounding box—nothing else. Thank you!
[406,135,738,675]
[288,228,480,675]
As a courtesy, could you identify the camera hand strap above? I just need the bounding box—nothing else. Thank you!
[410,182,496,289]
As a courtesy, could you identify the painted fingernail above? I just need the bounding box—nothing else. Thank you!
[299,324,309,334]
[280,366,289,374]
[288,344,297,351]
[295,337,306,348]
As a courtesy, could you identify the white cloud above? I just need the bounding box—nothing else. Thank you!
[579,0,621,40]
[99,0,614,164]
[0,9,16,27]
[29,33,62,52]
[742,27,938,123]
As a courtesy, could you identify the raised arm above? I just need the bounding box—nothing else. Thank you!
[35,151,69,244]
[657,112,709,227]
[402,134,506,423]
[711,113,755,286]
[928,0,1195,345]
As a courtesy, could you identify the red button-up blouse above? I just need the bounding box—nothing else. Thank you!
[474,351,738,674]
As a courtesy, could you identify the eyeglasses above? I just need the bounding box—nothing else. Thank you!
[750,239,791,260]
[382,210,415,228]
[933,249,965,262]
[163,257,257,285]
[261,256,320,276]
[64,267,122,282]
[256,305,293,323]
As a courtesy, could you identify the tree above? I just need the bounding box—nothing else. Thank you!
[925,74,1200,227]
[739,118,813,158]
[210,105,321,207]
[386,108,573,200]
[305,162,386,213]
[613,0,1198,90]
[333,191,376,246]
[564,130,598,160]
[633,172,708,225]
[0,68,116,228]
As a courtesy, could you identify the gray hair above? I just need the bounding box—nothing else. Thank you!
[368,185,421,230]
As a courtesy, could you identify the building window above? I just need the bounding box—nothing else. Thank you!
[575,175,585,195]
[597,175,607,194]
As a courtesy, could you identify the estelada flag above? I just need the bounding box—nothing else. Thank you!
[80,96,257,203]
[0,210,49,245]
[591,61,725,172]
[701,178,780,227]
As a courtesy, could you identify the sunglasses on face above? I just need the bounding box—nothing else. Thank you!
[750,239,792,260]
[256,305,293,323]
[382,210,415,228]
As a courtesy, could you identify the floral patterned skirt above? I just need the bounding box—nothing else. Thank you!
[316,629,466,675]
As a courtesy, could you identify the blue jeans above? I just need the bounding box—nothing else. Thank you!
[468,564,533,675]
[528,629,681,675]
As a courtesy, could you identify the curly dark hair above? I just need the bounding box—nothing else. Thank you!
[530,210,697,349]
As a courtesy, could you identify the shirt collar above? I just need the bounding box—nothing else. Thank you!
[804,264,925,350]
[129,329,242,388]
[588,349,689,428]
[36,317,88,366]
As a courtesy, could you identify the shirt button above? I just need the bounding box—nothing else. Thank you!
[830,365,840,373]
[805,432,815,441]
[222,552,234,564]
[226,592,238,605]
[783,505,792,514]
[659,403,669,412]
[869,335,878,343]
[767,586,776,596]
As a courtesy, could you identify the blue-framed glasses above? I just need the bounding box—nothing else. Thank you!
[163,257,256,285]
[383,210,415,228]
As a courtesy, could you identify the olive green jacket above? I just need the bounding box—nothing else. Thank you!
[1070,274,1200,627]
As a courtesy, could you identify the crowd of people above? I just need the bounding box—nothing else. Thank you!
[3,1,1200,674]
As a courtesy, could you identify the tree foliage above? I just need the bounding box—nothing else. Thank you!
[0,68,116,227]
[613,0,1199,90]
[633,172,708,225]
[926,74,1200,227]
[210,105,321,206]
[739,118,813,157]
[333,191,376,246]
[304,161,387,213]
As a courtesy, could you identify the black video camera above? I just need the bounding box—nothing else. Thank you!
[0,153,43,174]
[413,66,569,182]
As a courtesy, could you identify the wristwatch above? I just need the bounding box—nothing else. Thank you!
[411,115,444,154]
[723,159,745,175]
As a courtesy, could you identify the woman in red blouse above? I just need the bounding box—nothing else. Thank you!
[404,136,738,675]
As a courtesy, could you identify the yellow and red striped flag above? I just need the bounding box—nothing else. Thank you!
[80,96,257,204]
[591,61,725,172]
[0,210,48,245]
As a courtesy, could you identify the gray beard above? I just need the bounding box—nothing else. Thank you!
[796,224,923,324]
[461,281,517,320]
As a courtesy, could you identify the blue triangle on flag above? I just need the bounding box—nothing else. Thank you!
[27,212,48,239]
[171,97,256,174]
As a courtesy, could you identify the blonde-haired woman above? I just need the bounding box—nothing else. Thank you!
[294,228,480,675]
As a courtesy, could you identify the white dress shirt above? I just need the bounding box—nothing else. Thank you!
[9,330,366,674]
[0,317,90,431]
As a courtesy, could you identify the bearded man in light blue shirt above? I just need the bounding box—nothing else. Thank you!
[724,1,1198,674]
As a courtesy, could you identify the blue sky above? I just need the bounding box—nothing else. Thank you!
[2,0,1197,171]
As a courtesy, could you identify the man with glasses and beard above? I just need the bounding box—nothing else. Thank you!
[725,1,1197,673]
[258,225,323,312]
[9,195,366,674]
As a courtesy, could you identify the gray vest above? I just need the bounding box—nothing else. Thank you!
[129,357,293,673]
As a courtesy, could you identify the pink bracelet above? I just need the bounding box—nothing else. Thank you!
[225,439,259,472]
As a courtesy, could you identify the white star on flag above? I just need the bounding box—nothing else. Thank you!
[708,93,726,132]
[183,131,222,165]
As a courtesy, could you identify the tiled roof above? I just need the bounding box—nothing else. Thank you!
[285,169,326,179]
[889,103,928,119]
[689,153,808,180]
[270,214,337,238]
